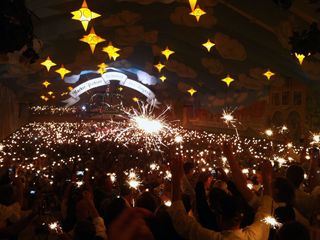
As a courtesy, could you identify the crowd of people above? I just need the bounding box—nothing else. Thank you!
[0,121,320,240]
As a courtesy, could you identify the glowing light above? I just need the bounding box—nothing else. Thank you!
[311,133,320,146]
[107,173,117,183]
[263,70,275,80]
[265,129,273,137]
[202,39,215,52]
[97,63,108,75]
[132,97,139,102]
[294,53,305,65]
[41,57,56,72]
[221,108,239,138]
[154,62,165,72]
[80,27,106,53]
[55,65,71,79]
[115,102,172,151]
[42,81,51,88]
[164,200,172,207]
[161,47,175,60]
[221,75,234,87]
[126,170,141,189]
[76,181,84,188]
[189,0,197,10]
[190,6,206,22]
[48,91,54,96]
[71,0,101,31]
[132,116,164,134]
[159,76,167,82]
[280,125,288,134]
[175,135,183,143]
[187,88,197,96]
[102,42,120,61]
[262,216,282,229]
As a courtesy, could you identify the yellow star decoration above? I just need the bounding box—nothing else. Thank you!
[154,62,165,72]
[41,57,56,72]
[118,87,123,91]
[188,88,197,96]
[48,91,54,96]
[97,62,108,75]
[132,97,139,102]
[202,39,215,52]
[190,6,206,22]
[263,70,275,80]
[55,65,71,79]
[71,0,101,31]
[294,53,305,65]
[68,86,74,91]
[80,27,106,53]
[189,0,197,11]
[161,47,175,60]
[159,76,167,82]
[102,42,121,61]
[42,81,51,88]
[222,75,234,87]
[61,92,68,96]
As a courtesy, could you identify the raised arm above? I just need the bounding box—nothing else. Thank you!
[222,142,255,204]
[168,156,220,240]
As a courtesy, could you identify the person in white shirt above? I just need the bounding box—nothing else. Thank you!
[167,142,274,240]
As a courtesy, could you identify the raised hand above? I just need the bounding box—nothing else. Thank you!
[108,208,154,240]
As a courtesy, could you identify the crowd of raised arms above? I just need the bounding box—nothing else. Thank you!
[0,121,320,240]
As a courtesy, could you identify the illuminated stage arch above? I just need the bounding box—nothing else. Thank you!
[63,71,158,107]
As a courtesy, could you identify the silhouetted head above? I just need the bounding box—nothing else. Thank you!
[286,165,304,189]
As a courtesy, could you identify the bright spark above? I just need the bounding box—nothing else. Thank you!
[262,216,282,229]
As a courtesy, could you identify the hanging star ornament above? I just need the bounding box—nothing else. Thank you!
[222,75,234,87]
[48,91,54,96]
[159,76,167,82]
[42,81,51,88]
[97,63,108,75]
[55,65,71,79]
[161,47,175,60]
[132,97,139,102]
[188,88,197,96]
[80,27,106,53]
[294,53,306,65]
[154,62,165,72]
[189,0,197,10]
[118,87,123,91]
[202,39,215,52]
[41,57,56,72]
[102,42,120,61]
[190,6,206,22]
[263,70,275,80]
[71,0,101,31]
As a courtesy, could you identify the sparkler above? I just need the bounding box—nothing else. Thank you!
[174,135,183,143]
[262,216,282,229]
[311,132,320,147]
[115,101,173,152]
[126,170,142,190]
[265,129,273,137]
[221,108,239,138]
[48,221,62,233]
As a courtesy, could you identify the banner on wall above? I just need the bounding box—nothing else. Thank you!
[62,71,158,107]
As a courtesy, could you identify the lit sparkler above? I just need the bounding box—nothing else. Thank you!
[126,170,142,190]
[311,132,320,147]
[221,108,239,138]
[262,216,282,229]
[48,221,62,233]
[265,129,273,137]
[115,102,173,151]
